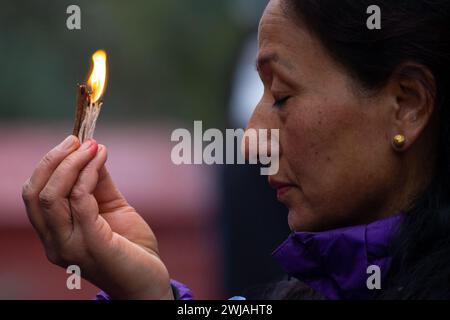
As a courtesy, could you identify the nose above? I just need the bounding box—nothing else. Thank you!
[242,104,280,163]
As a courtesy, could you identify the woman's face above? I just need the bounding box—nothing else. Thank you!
[249,0,401,231]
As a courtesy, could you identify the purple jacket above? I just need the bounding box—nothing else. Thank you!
[96,213,402,300]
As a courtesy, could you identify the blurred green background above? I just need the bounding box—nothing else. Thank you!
[0,0,264,126]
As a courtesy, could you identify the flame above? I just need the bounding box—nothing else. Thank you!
[87,50,107,103]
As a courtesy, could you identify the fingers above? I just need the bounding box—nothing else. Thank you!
[29,136,80,192]
[22,135,80,239]
[39,139,99,236]
[42,139,99,200]
[94,166,129,213]
[69,144,108,226]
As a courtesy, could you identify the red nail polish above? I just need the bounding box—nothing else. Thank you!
[80,139,93,151]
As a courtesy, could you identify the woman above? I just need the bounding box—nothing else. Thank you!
[22,0,450,299]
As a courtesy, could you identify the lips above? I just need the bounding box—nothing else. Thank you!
[268,177,295,200]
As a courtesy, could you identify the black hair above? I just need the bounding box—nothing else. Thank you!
[275,0,450,299]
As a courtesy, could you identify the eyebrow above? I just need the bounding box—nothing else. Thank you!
[256,53,293,72]
[256,53,279,70]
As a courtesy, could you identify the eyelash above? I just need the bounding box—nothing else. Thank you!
[273,96,291,108]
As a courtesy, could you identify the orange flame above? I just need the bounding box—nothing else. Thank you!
[87,50,107,103]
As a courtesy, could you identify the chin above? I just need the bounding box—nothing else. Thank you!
[287,209,307,232]
[287,207,324,232]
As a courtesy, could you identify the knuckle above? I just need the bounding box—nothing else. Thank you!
[38,189,55,210]
[40,152,54,168]
[70,186,87,201]
[21,179,34,202]
[61,156,78,171]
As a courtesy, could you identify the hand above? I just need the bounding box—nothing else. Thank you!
[22,136,174,300]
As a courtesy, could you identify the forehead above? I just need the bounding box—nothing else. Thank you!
[258,0,290,42]
[257,1,311,67]
[257,1,356,92]
[257,0,307,52]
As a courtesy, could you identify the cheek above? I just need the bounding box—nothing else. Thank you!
[282,99,350,180]
[282,97,390,224]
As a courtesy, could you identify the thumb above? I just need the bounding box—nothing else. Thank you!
[69,144,108,226]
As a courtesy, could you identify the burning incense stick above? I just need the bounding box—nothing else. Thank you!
[72,50,107,143]
[72,84,88,138]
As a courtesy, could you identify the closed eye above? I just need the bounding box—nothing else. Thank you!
[273,96,291,108]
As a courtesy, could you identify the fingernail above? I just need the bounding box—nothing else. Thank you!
[60,135,76,150]
[80,139,95,151]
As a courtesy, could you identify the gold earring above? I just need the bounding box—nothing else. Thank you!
[393,134,406,149]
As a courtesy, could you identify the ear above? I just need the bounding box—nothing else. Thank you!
[386,63,436,151]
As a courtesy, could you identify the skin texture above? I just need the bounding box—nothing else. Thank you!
[22,0,436,299]
[22,137,174,300]
[247,0,436,231]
